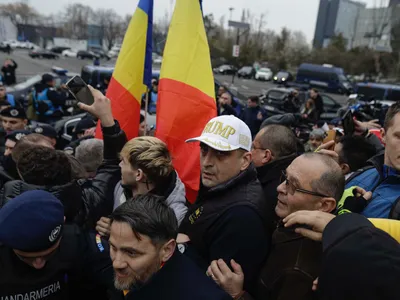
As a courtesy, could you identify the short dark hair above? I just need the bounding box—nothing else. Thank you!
[111,194,178,246]
[248,96,259,103]
[384,102,400,131]
[337,136,377,172]
[17,146,72,186]
[259,125,297,158]
[311,88,319,94]
[303,152,345,203]
[12,134,53,163]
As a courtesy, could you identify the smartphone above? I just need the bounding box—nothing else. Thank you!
[323,130,337,147]
[66,75,94,106]
[342,110,355,136]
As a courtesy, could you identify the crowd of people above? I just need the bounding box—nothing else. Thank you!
[0,66,399,300]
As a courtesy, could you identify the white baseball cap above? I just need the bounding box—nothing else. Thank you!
[186,115,252,152]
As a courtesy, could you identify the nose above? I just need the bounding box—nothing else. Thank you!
[32,258,47,269]
[4,150,11,156]
[277,181,287,195]
[112,252,128,270]
[202,151,214,168]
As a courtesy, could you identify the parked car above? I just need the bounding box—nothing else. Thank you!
[29,49,59,59]
[62,49,78,57]
[77,50,100,60]
[273,71,294,84]
[51,46,71,54]
[89,47,110,60]
[255,68,273,81]
[237,66,255,79]
[108,46,121,58]
[214,65,237,75]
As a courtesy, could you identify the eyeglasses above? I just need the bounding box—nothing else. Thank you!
[280,171,329,198]
[251,143,267,151]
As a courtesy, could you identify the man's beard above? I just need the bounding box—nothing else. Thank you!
[113,258,162,291]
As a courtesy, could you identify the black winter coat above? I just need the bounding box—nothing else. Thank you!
[0,122,127,229]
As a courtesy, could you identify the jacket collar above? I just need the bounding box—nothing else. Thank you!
[368,152,400,180]
[197,163,258,199]
[256,154,297,184]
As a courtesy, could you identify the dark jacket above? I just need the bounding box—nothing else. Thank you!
[0,180,85,225]
[218,103,238,117]
[1,60,17,85]
[123,250,231,300]
[0,122,127,229]
[257,154,297,232]
[0,224,117,300]
[239,226,320,300]
[34,83,69,108]
[240,106,266,138]
[179,164,269,294]
[313,95,323,118]
[318,213,400,300]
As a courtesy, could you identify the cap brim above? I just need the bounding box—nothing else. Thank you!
[186,136,239,152]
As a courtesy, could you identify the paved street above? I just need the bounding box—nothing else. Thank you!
[0,50,347,105]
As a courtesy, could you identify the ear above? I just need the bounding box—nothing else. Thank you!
[340,163,350,175]
[381,128,386,144]
[262,149,273,164]
[319,197,336,213]
[160,239,176,263]
[240,152,252,171]
[136,169,146,182]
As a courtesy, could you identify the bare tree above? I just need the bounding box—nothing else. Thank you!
[62,3,95,40]
[0,2,39,25]
[94,9,124,50]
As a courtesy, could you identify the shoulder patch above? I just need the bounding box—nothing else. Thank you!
[95,234,105,252]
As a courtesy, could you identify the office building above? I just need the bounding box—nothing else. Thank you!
[313,0,366,49]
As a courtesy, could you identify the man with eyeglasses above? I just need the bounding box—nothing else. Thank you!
[207,152,345,300]
[0,190,118,300]
[178,115,268,295]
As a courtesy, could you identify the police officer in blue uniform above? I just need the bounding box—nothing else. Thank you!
[33,74,69,123]
[0,82,18,107]
[0,190,118,300]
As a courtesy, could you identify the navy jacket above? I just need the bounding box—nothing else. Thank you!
[240,106,266,138]
[125,250,231,300]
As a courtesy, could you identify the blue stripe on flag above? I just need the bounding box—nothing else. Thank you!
[138,0,154,88]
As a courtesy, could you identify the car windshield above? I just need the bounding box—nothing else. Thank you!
[338,74,348,82]
[220,65,230,70]
[13,75,42,90]
[241,67,252,71]
[277,72,288,77]
[260,68,270,73]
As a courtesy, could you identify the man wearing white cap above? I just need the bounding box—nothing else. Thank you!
[178,115,268,295]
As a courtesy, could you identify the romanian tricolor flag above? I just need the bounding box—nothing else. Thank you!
[96,0,153,140]
[156,0,217,203]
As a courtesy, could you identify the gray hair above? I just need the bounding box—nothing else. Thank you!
[75,139,104,173]
[310,129,326,140]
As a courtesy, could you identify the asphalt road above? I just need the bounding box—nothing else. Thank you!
[1,50,347,105]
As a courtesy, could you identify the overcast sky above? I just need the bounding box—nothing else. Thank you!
[2,0,381,43]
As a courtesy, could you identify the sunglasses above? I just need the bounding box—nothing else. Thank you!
[280,171,329,198]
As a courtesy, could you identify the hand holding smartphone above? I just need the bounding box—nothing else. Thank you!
[66,75,95,106]
[342,110,355,136]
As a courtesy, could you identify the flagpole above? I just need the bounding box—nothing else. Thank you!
[144,87,149,136]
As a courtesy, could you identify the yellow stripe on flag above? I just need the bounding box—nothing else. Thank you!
[160,0,214,99]
[113,7,148,103]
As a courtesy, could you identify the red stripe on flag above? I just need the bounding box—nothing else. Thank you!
[155,78,217,203]
[95,77,141,140]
